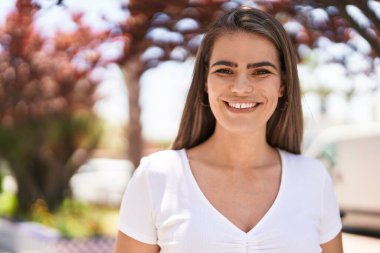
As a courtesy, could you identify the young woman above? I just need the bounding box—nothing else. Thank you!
[113,7,343,253]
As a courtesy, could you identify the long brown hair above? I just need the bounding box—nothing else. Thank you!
[172,7,303,154]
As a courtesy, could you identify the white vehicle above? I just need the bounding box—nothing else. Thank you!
[305,123,380,232]
[70,158,134,206]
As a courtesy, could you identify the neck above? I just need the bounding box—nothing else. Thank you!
[200,124,277,170]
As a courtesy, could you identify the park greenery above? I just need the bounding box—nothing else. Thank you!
[0,0,379,237]
[0,0,104,215]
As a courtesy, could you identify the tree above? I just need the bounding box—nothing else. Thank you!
[0,0,105,214]
[264,0,379,117]
[260,0,379,65]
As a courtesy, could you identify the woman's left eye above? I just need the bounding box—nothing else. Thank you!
[253,69,271,75]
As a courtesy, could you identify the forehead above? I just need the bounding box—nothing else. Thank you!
[209,31,279,65]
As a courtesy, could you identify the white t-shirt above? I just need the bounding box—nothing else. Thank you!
[118,149,342,253]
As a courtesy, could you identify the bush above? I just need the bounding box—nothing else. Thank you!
[30,198,117,238]
[0,192,18,218]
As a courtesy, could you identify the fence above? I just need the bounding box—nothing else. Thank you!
[54,237,115,253]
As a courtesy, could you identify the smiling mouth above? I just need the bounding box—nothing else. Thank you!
[226,102,257,109]
[223,101,261,113]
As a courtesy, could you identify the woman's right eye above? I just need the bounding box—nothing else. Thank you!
[214,69,233,74]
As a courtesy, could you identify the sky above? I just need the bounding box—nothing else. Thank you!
[1,0,380,142]
[93,60,193,141]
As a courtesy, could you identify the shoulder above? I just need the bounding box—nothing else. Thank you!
[280,149,328,182]
[130,149,187,208]
[135,149,185,178]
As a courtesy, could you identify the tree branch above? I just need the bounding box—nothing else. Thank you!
[349,0,380,31]
[326,0,380,56]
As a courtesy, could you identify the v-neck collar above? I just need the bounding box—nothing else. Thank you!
[179,148,287,236]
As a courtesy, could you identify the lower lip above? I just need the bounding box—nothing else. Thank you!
[224,102,259,113]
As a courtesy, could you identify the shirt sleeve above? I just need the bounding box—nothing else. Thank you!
[118,157,157,244]
[319,170,342,244]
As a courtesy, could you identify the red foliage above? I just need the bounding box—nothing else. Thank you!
[0,0,108,127]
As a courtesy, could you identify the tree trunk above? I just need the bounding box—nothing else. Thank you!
[13,156,68,215]
[13,163,40,215]
[12,146,92,215]
[124,56,146,168]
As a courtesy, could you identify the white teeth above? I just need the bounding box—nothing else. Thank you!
[228,102,257,109]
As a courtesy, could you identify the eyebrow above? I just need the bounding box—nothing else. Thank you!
[247,61,277,70]
[211,60,238,68]
[211,60,277,70]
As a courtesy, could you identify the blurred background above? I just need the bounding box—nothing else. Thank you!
[0,0,379,252]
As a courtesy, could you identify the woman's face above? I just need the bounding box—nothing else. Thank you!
[206,31,284,135]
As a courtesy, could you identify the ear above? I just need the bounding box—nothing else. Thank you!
[279,73,286,97]
[278,84,285,98]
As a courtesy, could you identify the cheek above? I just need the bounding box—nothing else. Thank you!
[206,79,224,100]
[206,85,224,116]
[259,85,282,98]
[207,90,221,108]
[267,80,283,98]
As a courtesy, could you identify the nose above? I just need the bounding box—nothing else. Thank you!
[230,74,253,94]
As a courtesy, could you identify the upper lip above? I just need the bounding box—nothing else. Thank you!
[223,99,260,104]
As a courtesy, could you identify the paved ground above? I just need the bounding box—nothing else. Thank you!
[343,233,380,252]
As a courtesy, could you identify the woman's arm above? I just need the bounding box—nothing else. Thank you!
[113,231,160,253]
[321,232,344,253]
